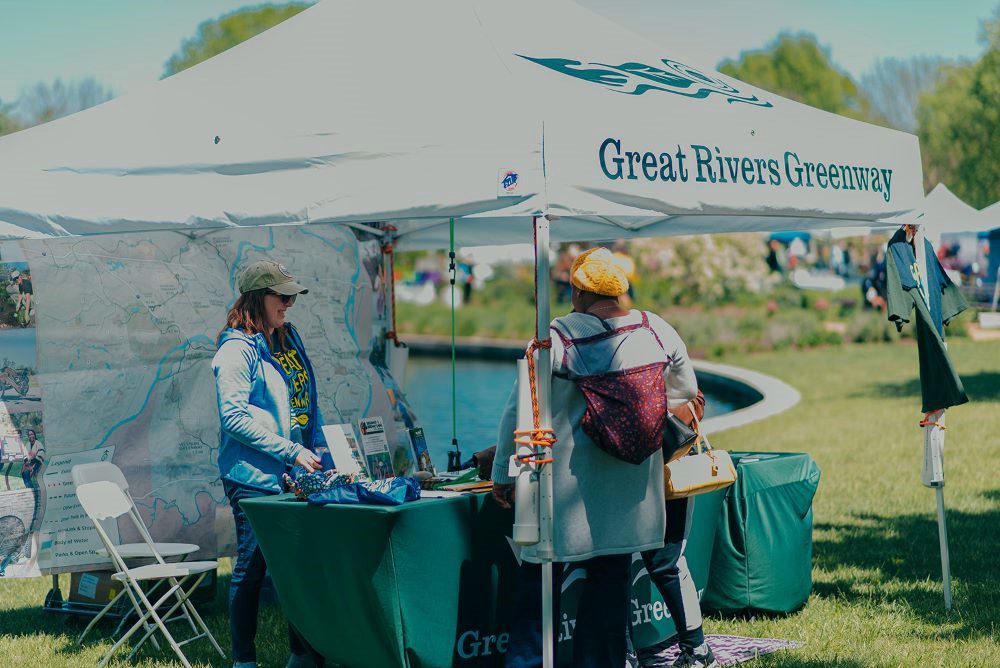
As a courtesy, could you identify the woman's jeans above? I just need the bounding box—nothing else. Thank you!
[638,496,705,651]
[224,480,313,663]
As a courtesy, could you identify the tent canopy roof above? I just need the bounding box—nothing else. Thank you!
[0,0,924,248]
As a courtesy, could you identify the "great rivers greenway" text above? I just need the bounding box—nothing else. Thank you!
[598,138,895,203]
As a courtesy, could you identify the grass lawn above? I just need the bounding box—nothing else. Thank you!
[0,339,997,667]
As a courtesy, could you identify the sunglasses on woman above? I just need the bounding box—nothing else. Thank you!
[266,290,297,305]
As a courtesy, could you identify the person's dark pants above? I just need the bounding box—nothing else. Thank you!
[506,554,631,668]
[224,481,317,664]
[639,497,705,652]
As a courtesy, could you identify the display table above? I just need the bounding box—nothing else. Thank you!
[241,488,726,667]
[702,452,821,614]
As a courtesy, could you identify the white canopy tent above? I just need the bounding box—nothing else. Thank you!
[911,183,991,248]
[981,200,1000,229]
[0,0,923,245]
[0,0,944,657]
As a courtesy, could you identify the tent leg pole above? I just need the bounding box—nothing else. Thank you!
[533,215,555,668]
[936,486,953,611]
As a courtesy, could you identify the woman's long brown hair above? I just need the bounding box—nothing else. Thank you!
[219,289,286,350]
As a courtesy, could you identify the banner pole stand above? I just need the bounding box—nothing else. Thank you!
[936,485,953,610]
[913,224,953,612]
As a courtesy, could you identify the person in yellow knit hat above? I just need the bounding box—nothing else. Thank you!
[493,246,709,667]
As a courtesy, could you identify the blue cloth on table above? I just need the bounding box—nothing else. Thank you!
[307,477,421,506]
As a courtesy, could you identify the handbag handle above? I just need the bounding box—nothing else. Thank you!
[690,412,713,456]
[689,412,721,475]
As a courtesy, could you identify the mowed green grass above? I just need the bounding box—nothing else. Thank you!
[705,339,999,667]
[0,340,997,667]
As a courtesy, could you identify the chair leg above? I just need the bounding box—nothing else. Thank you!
[117,575,163,651]
[134,584,191,668]
[176,575,226,658]
[168,576,200,635]
[76,588,126,645]
[99,581,189,668]
[127,576,198,661]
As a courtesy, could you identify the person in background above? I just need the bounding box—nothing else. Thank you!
[862,251,888,311]
[9,270,32,325]
[20,429,44,487]
[492,247,697,668]
[0,435,9,491]
[612,239,638,303]
[213,260,330,668]
[765,240,785,275]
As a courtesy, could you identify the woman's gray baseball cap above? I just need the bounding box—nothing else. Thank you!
[238,260,309,296]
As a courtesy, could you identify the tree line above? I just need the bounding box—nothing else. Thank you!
[0,1,996,207]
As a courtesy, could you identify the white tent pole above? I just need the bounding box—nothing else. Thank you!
[532,214,556,668]
[913,224,953,611]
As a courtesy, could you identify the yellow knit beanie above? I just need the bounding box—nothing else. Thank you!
[570,247,630,297]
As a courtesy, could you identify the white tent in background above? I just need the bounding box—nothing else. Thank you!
[0,0,923,245]
[910,183,990,248]
[979,200,1000,231]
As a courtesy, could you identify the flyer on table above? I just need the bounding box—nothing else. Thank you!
[358,417,392,480]
[321,423,369,479]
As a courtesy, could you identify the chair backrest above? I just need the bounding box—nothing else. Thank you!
[76,480,167,571]
[72,462,130,491]
[75,481,132,521]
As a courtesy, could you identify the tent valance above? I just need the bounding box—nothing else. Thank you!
[0,0,923,249]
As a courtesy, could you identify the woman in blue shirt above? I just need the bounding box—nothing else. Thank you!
[213,260,328,668]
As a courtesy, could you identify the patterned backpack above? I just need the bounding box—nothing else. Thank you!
[552,311,669,465]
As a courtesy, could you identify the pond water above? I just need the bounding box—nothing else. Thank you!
[405,356,740,469]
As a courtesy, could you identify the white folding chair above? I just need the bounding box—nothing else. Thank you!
[75,480,225,668]
[71,462,199,646]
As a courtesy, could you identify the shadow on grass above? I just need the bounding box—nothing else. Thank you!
[0,570,236,665]
[862,371,1000,402]
[759,659,869,667]
[813,500,999,640]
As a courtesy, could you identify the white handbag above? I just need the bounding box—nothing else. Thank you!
[663,414,737,499]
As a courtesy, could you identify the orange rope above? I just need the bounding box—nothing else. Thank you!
[919,411,946,429]
[513,338,557,464]
[382,225,400,345]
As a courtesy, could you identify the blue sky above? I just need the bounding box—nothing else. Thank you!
[0,0,996,104]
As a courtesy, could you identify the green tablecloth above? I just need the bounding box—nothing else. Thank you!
[702,452,821,614]
[241,488,726,667]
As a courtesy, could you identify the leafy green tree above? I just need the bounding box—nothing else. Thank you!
[917,9,1000,207]
[0,98,22,136]
[0,111,22,137]
[719,33,873,121]
[163,2,313,77]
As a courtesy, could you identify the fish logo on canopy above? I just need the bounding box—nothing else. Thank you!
[518,55,773,108]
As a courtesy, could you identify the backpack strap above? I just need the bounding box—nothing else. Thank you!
[549,323,573,368]
[640,311,665,351]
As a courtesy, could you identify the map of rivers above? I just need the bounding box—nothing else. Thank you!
[0,224,417,576]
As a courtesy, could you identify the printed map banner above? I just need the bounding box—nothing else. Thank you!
[0,224,418,576]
